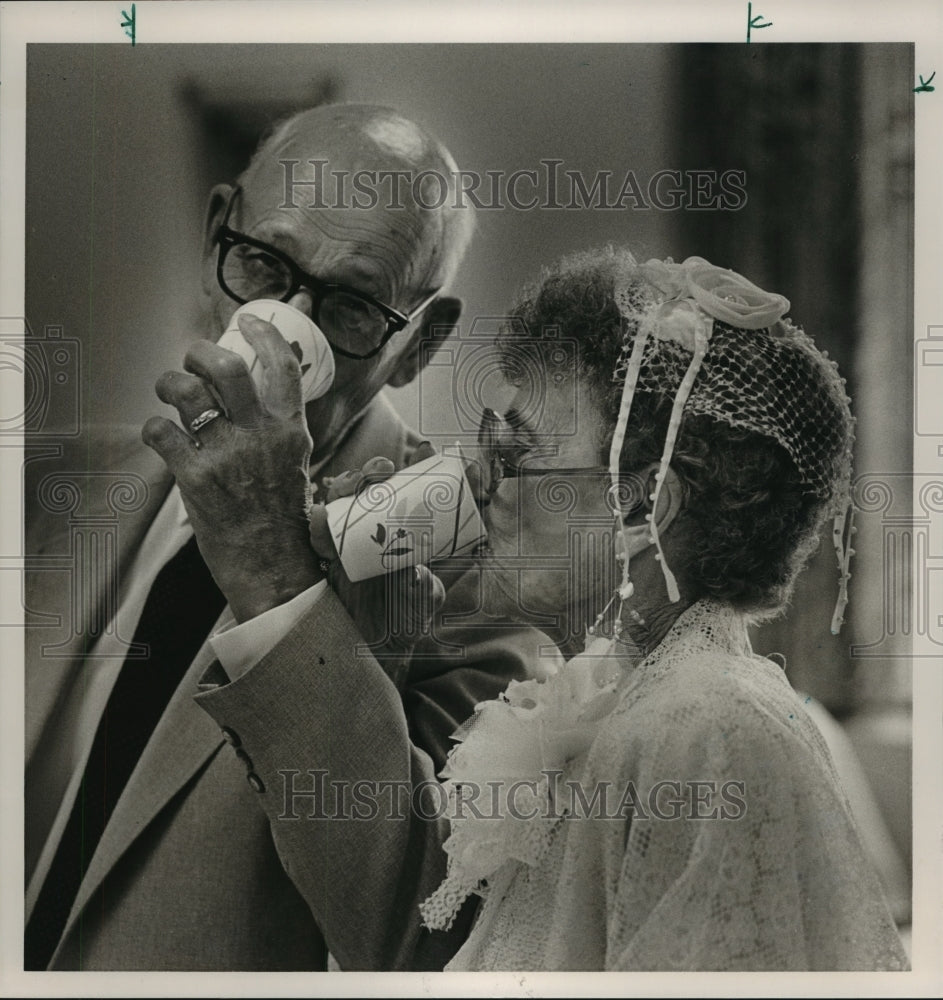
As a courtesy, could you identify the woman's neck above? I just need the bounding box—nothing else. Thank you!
[622,596,693,659]
[559,595,693,663]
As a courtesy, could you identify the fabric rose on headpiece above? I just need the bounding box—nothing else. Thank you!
[637,256,790,348]
[683,256,790,329]
[647,298,710,351]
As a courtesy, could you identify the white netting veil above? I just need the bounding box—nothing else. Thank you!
[606,255,856,630]
[612,270,855,506]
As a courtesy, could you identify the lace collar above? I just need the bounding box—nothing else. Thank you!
[420,599,749,931]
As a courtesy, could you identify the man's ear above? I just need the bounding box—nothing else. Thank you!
[200,184,234,296]
[615,462,684,558]
[386,296,462,389]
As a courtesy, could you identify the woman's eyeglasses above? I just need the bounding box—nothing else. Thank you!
[475,407,610,499]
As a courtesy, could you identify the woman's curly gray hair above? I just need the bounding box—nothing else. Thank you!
[497,246,852,616]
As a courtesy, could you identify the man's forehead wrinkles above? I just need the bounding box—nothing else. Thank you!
[244,208,404,291]
[238,161,439,308]
[250,223,303,255]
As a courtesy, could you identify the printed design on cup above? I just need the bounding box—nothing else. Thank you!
[218,298,334,403]
[288,340,312,378]
[326,455,486,582]
[370,524,414,568]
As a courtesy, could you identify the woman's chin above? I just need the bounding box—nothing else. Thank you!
[476,544,522,619]
[477,545,572,635]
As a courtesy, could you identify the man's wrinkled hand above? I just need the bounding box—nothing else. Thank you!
[143,313,322,623]
[309,456,446,689]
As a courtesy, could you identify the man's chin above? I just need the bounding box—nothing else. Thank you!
[305,397,352,464]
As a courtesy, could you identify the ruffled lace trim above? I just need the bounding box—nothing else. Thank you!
[419,635,632,931]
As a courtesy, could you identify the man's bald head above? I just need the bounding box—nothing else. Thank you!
[240,104,473,292]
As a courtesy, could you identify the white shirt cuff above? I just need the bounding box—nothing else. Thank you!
[209,580,329,681]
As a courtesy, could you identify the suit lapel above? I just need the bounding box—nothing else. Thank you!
[56,618,229,954]
[24,428,230,957]
[25,434,174,768]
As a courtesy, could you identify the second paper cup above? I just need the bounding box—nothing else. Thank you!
[325,454,486,582]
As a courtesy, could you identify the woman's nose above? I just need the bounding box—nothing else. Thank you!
[463,455,492,511]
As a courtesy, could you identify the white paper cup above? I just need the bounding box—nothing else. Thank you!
[218,299,334,402]
[325,454,487,582]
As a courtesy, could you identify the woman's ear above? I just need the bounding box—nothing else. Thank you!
[648,463,684,536]
[200,184,234,296]
[615,463,684,558]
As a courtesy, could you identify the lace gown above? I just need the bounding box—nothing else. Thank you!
[427,601,909,971]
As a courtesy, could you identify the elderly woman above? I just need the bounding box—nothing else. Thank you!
[315,246,907,970]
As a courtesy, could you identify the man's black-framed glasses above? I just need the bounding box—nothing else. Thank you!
[215,185,439,360]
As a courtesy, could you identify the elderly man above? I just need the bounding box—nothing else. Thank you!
[24,104,522,971]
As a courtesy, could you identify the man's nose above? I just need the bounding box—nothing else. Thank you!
[287,290,315,317]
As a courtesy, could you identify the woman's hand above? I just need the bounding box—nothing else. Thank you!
[308,456,446,689]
